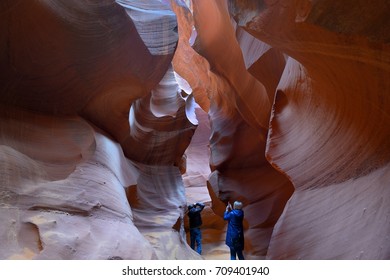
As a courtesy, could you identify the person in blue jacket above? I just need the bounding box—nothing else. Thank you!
[224,201,245,260]
[187,202,205,254]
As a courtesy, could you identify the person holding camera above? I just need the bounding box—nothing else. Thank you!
[224,201,245,260]
[187,202,205,254]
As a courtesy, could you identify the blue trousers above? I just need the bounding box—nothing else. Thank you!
[190,228,202,254]
[230,247,245,260]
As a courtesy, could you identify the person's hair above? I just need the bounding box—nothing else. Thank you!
[233,201,243,210]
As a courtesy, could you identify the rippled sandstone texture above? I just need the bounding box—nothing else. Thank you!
[1,0,390,260]
[225,0,390,259]
[1,0,198,260]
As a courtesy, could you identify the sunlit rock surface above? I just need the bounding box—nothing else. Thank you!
[227,0,390,259]
[1,0,390,260]
[184,0,294,258]
[0,0,195,259]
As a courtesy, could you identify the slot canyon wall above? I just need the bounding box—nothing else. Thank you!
[1,0,389,260]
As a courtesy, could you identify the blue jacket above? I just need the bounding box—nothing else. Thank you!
[224,209,244,250]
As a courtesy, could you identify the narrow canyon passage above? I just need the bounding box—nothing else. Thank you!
[1,0,389,260]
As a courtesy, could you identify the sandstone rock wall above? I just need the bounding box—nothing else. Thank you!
[228,0,390,259]
[1,0,389,260]
[0,0,196,259]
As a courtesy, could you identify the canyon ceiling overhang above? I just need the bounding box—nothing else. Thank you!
[0,0,389,260]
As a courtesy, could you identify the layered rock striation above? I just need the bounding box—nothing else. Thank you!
[227,0,390,259]
[1,0,389,260]
[1,0,197,259]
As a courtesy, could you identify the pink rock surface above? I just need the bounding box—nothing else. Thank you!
[229,0,390,259]
[187,0,294,258]
[1,0,389,260]
[0,107,153,259]
[1,0,195,259]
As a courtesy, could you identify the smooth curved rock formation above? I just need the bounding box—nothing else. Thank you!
[1,0,389,260]
[1,0,196,259]
[184,0,294,257]
[228,0,390,259]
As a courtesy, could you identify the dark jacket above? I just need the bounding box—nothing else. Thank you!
[224,209,244,250]
[187,203,205,229]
